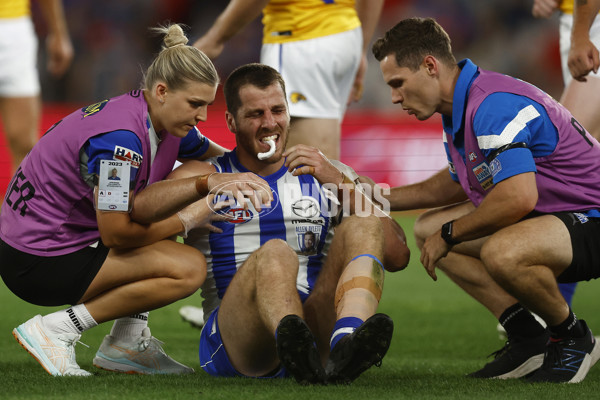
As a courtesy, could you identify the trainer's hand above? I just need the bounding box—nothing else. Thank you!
[283,144,343,185]
[419,230,452,281]
[177,195,231,237]
[531,0,559,18]
[206,172,273,211]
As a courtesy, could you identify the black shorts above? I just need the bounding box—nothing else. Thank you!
[554,212,600,283]
[0,238,108,306]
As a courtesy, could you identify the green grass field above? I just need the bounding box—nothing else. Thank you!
[1,213,599,399]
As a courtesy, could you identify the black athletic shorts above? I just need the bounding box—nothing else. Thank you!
[0,238,109,306]
[554,212,600,283]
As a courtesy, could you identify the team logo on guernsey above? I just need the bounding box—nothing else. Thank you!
[114,146,142,168]
[472,162,493,190]
[81,99,109,118]
[290,92,307,104]
[468,152,477,162]
[291,197,320,218]
[296,226,321,255]
[224,207,253,224]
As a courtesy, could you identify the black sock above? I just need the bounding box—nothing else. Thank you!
[549,310,586,339]
[499,303,546,339]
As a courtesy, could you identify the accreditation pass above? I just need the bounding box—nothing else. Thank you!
[97,160,131,211]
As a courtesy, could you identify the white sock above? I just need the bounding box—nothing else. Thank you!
[109,312,149,338]
[43,304,98,335]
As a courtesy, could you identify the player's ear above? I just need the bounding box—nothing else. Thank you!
[225,111,237,134]
[423,55,438,76]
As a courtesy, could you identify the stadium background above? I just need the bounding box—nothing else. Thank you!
[0,0,562,197]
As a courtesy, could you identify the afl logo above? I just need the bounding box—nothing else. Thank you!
[224,207,253,224]
[109,205,117,210]
[291,197,320,218]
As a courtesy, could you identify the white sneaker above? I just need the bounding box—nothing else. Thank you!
[13,314,91,376]
[179,305,205,329]
[93,327,194,374]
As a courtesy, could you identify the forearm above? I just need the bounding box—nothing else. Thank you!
[446,173,538,243]
[129,176,208,223]
[97,211,184,248]
[37,0,69,37]
[355,0,384,52]
[203,0,268,44]
[572,0,600,39]
[387,168,467,211]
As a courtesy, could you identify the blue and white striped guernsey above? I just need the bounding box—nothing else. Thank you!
[187,150,344,317]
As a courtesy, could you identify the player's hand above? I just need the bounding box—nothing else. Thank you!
[419,230,452,281]
[192,36,225,60]
[347,53,367,105]
[283,144,343,185]
[177,195,231,236]
[568,38,600,81]
[531,0,559,19]
[206,172,273,211]
[46,33,74,77]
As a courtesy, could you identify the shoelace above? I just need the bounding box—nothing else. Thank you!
[488,341,511,359]
[140,335,165,351]
[541,339,566,369]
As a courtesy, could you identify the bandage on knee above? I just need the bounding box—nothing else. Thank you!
[334,276,383,308]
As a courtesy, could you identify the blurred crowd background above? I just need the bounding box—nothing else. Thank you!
[34,0,563,109]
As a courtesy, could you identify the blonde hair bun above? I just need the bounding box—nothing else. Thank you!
[163,24,189,48]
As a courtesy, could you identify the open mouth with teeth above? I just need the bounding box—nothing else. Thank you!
[260,134,279,149]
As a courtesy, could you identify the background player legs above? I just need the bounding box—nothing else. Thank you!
[0,96,41,172]
[289,117,341,160]
[560,78,600,140]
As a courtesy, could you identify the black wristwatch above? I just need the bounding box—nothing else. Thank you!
[441,220,461,246]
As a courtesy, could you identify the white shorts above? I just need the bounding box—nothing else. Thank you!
[0,17,40,97]
[559,13,600,86]
[260,27,362,120]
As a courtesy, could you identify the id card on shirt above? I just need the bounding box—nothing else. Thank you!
[97,160,130,211]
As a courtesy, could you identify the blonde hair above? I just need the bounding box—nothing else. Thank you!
[144,23,219,91]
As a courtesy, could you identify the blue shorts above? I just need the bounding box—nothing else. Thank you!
[199,307,288,378]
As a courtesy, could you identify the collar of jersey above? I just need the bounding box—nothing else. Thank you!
[442,58,478,139]
[229,149,289,183]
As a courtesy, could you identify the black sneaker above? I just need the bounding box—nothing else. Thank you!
[276,315,325,385]
[468,330,549,379]
[325,313,394,384]
[527,320,600,383]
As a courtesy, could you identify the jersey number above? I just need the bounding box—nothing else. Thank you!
[572,117,593,147]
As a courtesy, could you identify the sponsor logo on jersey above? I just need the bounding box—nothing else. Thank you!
[574,212,589,224]
[290,92,307,104]
[81,99,109,118]
[114,146,142,168]
[490,158,502,177]
[472,162,493,190]
[291,197,320,218]
[468,152,477,162]
[224,207,254,224]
